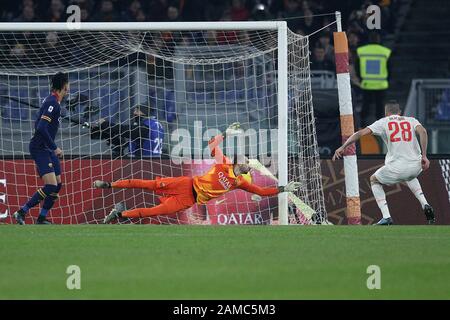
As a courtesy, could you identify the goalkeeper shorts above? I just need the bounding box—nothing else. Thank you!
[154,176,197,207]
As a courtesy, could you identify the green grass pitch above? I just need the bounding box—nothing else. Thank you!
[1,225,449,299]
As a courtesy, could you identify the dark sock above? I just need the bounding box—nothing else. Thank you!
[22,184,58,213]
[23,189,46,211]
[38,208,48,218]
[40,183,62,217]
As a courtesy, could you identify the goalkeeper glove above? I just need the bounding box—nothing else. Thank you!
[278,181,301,193]
[225,122,243,137]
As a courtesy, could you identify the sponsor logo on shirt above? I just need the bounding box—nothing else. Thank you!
[218,171,232,190]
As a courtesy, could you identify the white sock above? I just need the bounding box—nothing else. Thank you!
[406,178,428,209]
[371,183,391,219]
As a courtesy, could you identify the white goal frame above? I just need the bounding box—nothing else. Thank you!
[0,21,291,224]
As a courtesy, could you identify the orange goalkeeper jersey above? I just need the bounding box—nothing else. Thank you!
[192,134,279,204]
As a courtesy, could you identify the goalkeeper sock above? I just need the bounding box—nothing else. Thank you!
[371,183,391,219]
[22,184,57,213]
[406,178,428,209]
[40,183,62,217]
[122,202,183,218]
[112,179,156,190]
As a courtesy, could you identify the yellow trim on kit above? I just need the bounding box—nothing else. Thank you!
[37,188,46,198]
[41,115,52,122]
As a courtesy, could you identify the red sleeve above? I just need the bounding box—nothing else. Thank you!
[208,134,231,164]
[237,176,279,196]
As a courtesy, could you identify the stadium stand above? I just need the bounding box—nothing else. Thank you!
[4,1,448,156]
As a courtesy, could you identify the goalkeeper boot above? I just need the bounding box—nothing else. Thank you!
[13,209,26,225]
[423,204,435,224]
[93,180,111,189]
[375,217,393,225]
[103,202,125,224]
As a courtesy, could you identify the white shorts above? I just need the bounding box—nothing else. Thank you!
[374,162,422,186]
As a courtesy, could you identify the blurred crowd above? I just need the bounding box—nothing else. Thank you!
[2,1,396,33]
[306,0,395,73]
[1,0,398,71]
[1,0,400,156]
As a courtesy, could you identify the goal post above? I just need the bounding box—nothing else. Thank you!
[0,21,326,225]
[333,12,362,224]
[276,22,289,225]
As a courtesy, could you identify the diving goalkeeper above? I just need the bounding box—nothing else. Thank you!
[94,122,301,223]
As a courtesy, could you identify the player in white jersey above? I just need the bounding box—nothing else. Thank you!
[333,101,435,225]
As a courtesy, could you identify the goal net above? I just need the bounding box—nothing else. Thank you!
[0,22,326,225]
